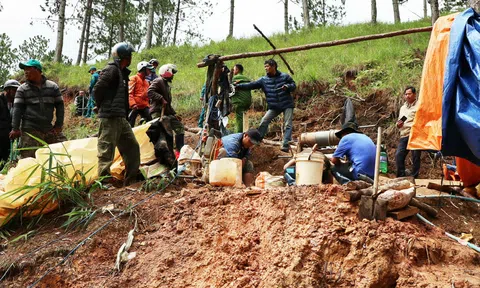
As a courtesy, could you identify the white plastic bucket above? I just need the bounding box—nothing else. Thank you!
[209,158,242,187]
[295,150,325,185]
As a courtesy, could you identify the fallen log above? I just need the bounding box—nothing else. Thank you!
[197,26,432,67]
[426,182,462,194]
[409,198,438,217]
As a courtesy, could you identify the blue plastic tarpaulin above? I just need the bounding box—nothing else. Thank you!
[442,8,480,166]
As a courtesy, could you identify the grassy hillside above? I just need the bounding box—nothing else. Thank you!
[44,19,431,115]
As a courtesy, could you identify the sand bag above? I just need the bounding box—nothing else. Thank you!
[377,187,415,211]
[255,172,285,189]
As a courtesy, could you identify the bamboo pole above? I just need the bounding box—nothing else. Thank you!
[197,26,432,68]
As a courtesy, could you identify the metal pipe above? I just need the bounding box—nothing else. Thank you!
[416,195,480,204]
[416,213,480,253]
[299,130,340,148]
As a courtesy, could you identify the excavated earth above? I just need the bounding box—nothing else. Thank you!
[1,180,480,287]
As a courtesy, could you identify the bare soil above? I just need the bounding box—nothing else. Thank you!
[1,182,479,287]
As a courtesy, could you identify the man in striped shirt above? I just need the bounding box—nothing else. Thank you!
[9,59,66,158]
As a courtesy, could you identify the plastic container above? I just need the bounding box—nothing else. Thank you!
[295,149,325,185]
[379,146,388,174]
[209,158,242,187]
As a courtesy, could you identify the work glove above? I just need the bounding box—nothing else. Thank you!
[9,129,22,140]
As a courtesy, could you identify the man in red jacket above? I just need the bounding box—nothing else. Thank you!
[128,61,153,127]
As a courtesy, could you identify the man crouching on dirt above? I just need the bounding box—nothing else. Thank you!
[9,59,67,158]
[217,128,262,187]
[148,63,185,157]
[330,122,376,184]
[93,42,140,186]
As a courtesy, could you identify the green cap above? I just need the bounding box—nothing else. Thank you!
[19,59,43,71]
[88,66,97,72]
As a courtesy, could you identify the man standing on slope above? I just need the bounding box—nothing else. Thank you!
[9,59,66,158]
[395,86,421,178]
[85,66,99,117]
[230,64,252,133]
[128,61,153,127]
[235,59,296,152]
[0,80,20,164]
[148,63,185,155]
[94,42,140,186]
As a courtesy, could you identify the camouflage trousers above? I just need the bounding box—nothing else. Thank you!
[19,128,67,159]
[97,117,140,184]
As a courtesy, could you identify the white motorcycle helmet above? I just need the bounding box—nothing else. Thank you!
[159,64,178,79]
[137,61,152,72]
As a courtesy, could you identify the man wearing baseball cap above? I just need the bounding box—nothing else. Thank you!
[9,59,66,158]
[85,66,99,117]
[0,80,20,165]
[217,128,262,186]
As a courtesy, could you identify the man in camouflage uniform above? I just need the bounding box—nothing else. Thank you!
[93,42,140,185]
[9,59,66,158]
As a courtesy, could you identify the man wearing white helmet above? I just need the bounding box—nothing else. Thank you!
[93,42,140,186]
[148,63,185,155]
[128,61,153,127]
[146,59,159,82]
[0,80,20,164]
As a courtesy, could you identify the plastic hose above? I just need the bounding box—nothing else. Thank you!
[416,213,480,253]
[416,194,480,204]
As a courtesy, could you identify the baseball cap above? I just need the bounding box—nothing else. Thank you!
[246,128,262,145]
[88,66,97,72]
[19,59,43,71]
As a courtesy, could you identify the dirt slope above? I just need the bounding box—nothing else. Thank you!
[1,183,479,287]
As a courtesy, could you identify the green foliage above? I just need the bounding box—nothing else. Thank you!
[61,207,97,230]
[17,35,53,62]
[441,0,469,13]
[290,0,346,29]
[52,19,431,116]
[0,33,18,84]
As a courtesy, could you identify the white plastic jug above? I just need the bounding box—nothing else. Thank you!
[295,149,325,185]
[209,158,242,187]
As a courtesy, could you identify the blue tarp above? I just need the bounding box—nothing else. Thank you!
[442,8,480,166]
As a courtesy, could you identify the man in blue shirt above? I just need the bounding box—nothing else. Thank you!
[85,66,99,117]
[218,128,262,187]
[331,122,376,184]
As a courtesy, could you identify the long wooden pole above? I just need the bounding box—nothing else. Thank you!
[197,26,432,68]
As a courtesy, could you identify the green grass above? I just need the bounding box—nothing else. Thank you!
[43,19,431,115]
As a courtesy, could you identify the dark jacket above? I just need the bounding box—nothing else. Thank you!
[11,76,64,132]
[236,70,296,111]
[148,77,176,116]
[0,94,12,130]
[93,61,131,118]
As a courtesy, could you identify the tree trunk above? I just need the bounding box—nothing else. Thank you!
[284,0,288,33]
[108,21,115,59]
[119,0,126,42]
[228,0,234,38]
[54,0,66,63]
[392,0,400,24]
[173,0,181,46]
[431,0,439,25]
[469,0,480,11]
[322,0,326,26]
[82,0,93,64]
[157,13,165,46]
[371,0,377,24]
[302,0,310,28]
[76,4,88,66]
[423,0,427,18]
[146,0,155,49]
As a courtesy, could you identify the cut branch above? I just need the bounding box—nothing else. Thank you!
[197,26,432,68]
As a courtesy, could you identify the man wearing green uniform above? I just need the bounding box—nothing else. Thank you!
[93,42,140,186]
[231,64,252,133]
